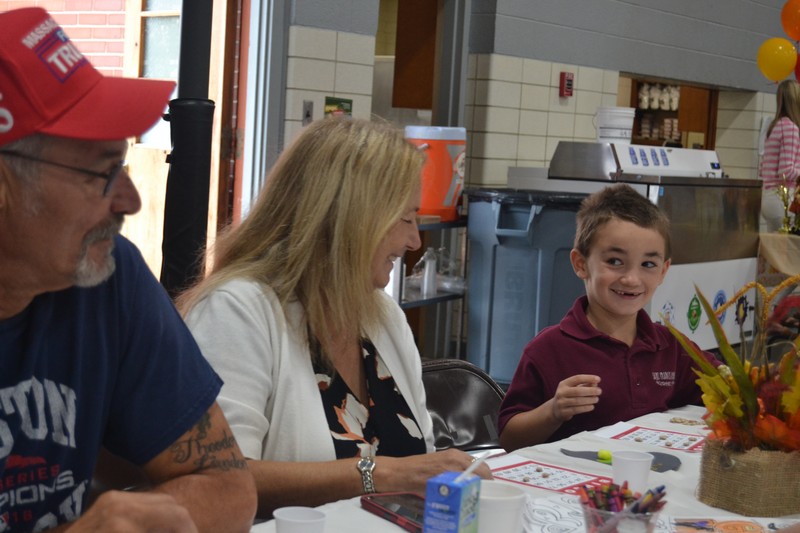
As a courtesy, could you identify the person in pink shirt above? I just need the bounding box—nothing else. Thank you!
[759,79,800,232]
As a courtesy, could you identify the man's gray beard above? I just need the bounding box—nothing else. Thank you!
[73,217,124,288]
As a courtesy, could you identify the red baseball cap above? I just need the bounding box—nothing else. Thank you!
[0,7,176,146]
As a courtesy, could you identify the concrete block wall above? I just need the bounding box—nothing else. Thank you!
[283,25,376,145]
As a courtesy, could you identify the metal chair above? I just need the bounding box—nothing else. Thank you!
[420,358,505,452]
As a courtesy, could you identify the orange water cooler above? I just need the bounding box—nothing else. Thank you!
[404,126,466,221]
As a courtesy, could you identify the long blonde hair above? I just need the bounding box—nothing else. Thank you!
[178,117,424,353]
[767,79,800,137]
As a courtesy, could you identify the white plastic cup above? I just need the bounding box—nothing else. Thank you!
[612,451,654,495]
[477,480,526,533]
[273,506,326,533]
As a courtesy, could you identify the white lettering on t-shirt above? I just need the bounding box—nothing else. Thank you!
[0,378,77,460]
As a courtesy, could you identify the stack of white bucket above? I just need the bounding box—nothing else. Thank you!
[594,107,635,144]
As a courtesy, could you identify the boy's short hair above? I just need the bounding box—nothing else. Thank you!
[574,183,671,260]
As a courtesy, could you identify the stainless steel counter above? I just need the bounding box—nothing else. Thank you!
[544,141,762,265]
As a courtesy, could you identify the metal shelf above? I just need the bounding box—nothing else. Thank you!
[400,289,464,310]
[418,217,467,232]
[392,215,468,359]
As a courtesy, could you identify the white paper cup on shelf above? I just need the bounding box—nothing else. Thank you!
[478,480,526,533]
[273,506,326,533]
[612,451,654,494]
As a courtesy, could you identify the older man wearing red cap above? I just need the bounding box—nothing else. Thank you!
[0,7,256,533]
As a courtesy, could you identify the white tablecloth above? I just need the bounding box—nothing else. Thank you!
[251,406,800,532]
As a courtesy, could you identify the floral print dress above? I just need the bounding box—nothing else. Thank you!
[313,338,427,459]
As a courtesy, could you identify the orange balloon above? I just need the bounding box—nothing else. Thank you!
[758,37,797,82]
[783,0,800,41]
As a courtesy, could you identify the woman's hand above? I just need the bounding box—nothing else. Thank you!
[373,449,493,494]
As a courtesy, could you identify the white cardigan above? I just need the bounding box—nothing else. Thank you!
[185,278,435,461]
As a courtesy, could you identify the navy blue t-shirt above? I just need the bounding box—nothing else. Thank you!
[0,236,222,532]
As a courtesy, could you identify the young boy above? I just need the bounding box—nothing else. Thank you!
[498,183,715,451]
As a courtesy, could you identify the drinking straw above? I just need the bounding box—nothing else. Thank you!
[454,452,490,483]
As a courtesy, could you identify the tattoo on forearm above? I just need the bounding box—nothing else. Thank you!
[170,414,248,472]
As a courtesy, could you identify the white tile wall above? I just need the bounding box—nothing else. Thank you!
[575,66,604,91]
[522,58,550,86]
[337,32,376,66]
[288,26,337,61]
[715,89,773,180]
[465,52,766,186]
[284,26,376,134]
[281,39,764,189]
[717,109,760,131]
[518,110,548,136]
[466,53,618,185]
[335,63,373,94]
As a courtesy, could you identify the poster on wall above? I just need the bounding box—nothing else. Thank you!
[325,97,352,117]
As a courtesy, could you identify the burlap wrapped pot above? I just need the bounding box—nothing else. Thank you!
[698,438,800,516]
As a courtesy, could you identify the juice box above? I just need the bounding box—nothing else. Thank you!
[422,471,480,532]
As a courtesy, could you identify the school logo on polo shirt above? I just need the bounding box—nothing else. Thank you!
[652,371,676,387]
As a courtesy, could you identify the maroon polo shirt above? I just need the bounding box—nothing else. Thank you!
[498,296,716,443]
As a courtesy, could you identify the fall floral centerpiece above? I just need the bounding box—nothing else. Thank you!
[665,273,800,516]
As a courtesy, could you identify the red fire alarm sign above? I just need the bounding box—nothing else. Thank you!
[559,72,574,97]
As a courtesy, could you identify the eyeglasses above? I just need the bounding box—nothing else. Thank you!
[0,150,126,197]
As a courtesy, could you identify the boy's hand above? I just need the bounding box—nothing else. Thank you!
[551,374,602,422]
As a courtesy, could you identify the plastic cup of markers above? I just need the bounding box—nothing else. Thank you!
[580,503,660,533]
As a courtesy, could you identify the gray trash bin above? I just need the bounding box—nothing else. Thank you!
[465,188,586,386]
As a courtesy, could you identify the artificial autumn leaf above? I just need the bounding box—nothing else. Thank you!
[707,418,733,440]
[779,349,799,387]
[667,275,800,452]
[787,407,800,430]
[759,380,790,416]
[694,286,759,419]
[664,319,718,377]
[753,413,800,451]
[696,372,744,419]
[782,374,800,415]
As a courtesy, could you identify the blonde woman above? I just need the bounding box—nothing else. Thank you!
[178,118,490,518]
[759,79,800,232]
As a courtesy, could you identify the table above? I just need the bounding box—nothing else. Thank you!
[759,232,800,277]
[250,406,800,532]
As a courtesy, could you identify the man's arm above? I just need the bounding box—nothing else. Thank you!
[50,403,254,533]
[142,402,257,532]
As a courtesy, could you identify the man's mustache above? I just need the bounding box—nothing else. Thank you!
[84,215,124,246]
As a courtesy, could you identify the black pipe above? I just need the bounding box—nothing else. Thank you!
[160,0,215,298]
[160,99,215,298]
[176,2,213,99]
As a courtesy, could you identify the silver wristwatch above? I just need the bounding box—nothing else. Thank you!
[356,456,376,494]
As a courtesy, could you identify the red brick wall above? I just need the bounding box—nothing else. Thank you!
[1,0,126,77]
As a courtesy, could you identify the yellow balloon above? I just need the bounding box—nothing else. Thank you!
[758,37,797,82]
